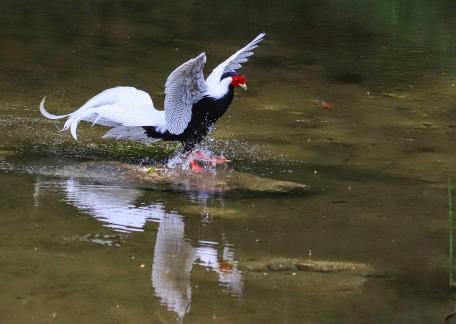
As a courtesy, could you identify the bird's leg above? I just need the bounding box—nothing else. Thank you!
[187,151,204,172]
[183,148,231,172]
[193,150,208,160]
[181,149,204,172]
[190,160,203,172]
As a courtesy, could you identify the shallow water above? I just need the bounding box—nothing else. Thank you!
[2,0,456,323]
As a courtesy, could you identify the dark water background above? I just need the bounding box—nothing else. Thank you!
[1,0,456,323]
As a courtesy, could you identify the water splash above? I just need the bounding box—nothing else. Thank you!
[166,146,229,173]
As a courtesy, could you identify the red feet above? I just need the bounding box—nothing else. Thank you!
[187,151,230,172]
[193,151,231,165]
[212,156,230,165]
[190,160,203,172]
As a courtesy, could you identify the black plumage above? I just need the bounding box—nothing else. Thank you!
[143,73,237,151]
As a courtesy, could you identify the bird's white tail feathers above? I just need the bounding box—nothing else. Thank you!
[103,126,160,144]
[39,86,166,141]
[39,97,70,120]
[40,97,122,140]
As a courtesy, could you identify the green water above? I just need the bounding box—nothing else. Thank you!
[2,0,456,323]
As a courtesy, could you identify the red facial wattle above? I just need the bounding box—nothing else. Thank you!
[230,75,247,88]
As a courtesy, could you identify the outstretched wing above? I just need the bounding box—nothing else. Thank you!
[206,33,265,87]
[164,52,207,135]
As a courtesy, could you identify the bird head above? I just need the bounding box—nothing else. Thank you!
[222,72,248,90]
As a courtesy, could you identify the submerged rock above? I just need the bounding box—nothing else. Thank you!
[127,163,308,193]
[240,257,381,277]
[15,159,307,195]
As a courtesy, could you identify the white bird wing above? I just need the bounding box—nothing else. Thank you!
[206,33,265,87]
[40,87,165,140]
[164,52,207,135]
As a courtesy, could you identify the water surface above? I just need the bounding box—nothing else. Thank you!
[1,1,456,323]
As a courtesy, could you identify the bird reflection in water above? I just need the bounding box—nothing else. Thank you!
[34,178,244,319]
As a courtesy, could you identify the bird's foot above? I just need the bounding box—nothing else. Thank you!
[189,160,203,173]
[211,155,230,165]
[192,151,230,166]
[186,151,230,172]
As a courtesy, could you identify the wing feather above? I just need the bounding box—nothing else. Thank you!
[164,53,207,135]
[206,33,265,87]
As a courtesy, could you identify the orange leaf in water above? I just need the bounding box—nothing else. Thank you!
[321,100,333,110]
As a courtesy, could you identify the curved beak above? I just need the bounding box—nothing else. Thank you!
[239,83,247,91]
